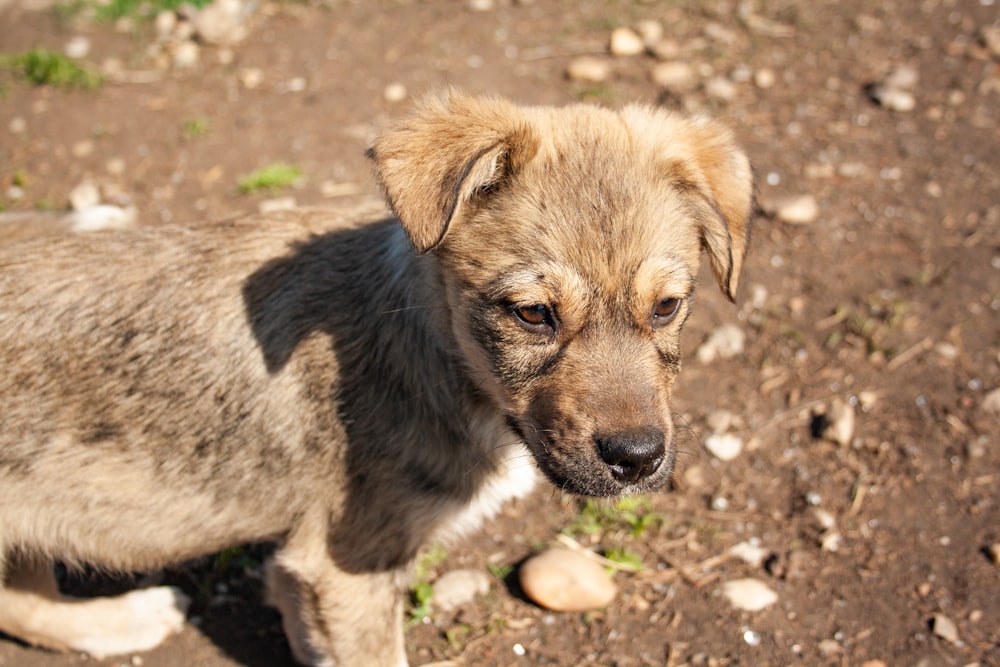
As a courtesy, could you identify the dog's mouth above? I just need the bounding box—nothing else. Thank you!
[505,415,675,497]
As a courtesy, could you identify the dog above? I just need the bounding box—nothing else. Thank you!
[0,91,752,666]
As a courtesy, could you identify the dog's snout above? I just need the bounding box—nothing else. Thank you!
[595,429,666,483]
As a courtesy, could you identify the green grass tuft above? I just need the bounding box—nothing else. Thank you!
[0,49,102,90]
[238,163,302,194]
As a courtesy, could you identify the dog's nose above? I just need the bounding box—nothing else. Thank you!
[595,429,665,483]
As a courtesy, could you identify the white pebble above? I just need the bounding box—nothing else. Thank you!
[467,0,494,11]
[69,181,101,211]
[154,10,177,39]
[705,76,737,102]
[634,20,663,46]
[432,569,491,612]
[650,61,696,91]
[705,409,736,434]
[753,68,776,89]
[171,41,200,68]
[566,56,612,84]
[931,613,959,644]
[239,67,264,89]
[519,548,617,612]
[609,27,645,56]
[988,543,1000,565]
[821,398,855,446]
[648,38,681,61]
[721,578,778,611]
[869,84,915,112]
[704,433,743,462]
[981,25,1000,57]
[194,0,246,45]
[8,116,26,134]
[696,324,746,364]
[70,205,136,232]
[729,541,769,568]
[884,65,919,90]
[64,35,91,59]
[258,197,297,214]
[774,194,819,225]
[383,82,408,103]
[980,387,1000,416]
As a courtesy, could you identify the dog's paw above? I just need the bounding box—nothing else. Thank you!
[70,586,190,658]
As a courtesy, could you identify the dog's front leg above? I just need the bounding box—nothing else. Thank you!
[266,551,409,667]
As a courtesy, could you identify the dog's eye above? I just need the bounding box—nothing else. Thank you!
[651,297,682,327]
[512,304,553,331]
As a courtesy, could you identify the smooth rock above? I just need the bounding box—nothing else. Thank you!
[566,56,612,84]
[519,548,617,612]
[70,205,137,232]
[729,541,769,568]
[8,116,26,134]
[194,0,247,45]
[383,82,408,103]
[64,35,91,59]
[432,569,491,612]
[609,27,645,56]
[753,67,776,89]
[154,10,177,39]
[634,19,663,46]
[69,181,101,210]
[721,578,778,611]
[467,0,494,11]
[650,61,696,91]
[172,41,200,68]
[774,194,819,225]
[696,324,746,364]
[705,76,736,101]
[820,398,855,446]
[869,84,915,112]
[705,409,737,434]
[982,25,1000,57]
[648,38,680,61]
[988,543,1000,565]
[931,613,959,644]
[258,197,297,214]
[980,387,1000,416]
[704,433,743,462]
[884,65,918,90]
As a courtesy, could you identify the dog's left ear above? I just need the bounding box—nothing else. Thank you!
[368,91,539,253]
[624,108,754,301]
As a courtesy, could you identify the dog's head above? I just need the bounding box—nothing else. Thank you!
[369,91,753,497]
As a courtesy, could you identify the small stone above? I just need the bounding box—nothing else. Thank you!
[817,639,842,657]
[931,613,959,644]
[648,38,681,61]
[705,76,737,101]
[383,83,408,103]
[69,205,136,232]
[859,661,887,667]
[720,578,778,611]
[194,0,247,45]
[258,197,296,214]
[980,388,1000,416]
[729,541,769,568]
[753,68,776,89]
[106,157,127,176]
[705,409,736,434]
[884,65,918,90]
[696,324,745,364]
[432,569,491,612]
[172,41,200,68]
[704,433,743,462]
[566,56,612,84]
[69,181,101,210]
[467,0,493,10]
[981,25,1000,57]
[8,116,26,134]
[71,140,94,158]
[609,27,645,56]
[650,61,696,91]
[64,35,91,59]
[239,67,264,89]
[869,84,915,112]
[934,342,958,360]
[774,194,819,225]
[988,543,1000,565]
[154,10,177,39]
[820,398,855,446]
[633,19,663,46]
[519,548,617,612]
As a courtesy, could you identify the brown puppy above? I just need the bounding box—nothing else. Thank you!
[0,91,752,666]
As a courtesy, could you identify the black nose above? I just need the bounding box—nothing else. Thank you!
[595,429,666,483]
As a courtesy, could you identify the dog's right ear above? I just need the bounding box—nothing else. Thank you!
[368,91,539,253]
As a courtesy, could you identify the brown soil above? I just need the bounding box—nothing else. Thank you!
[1,1,998,666]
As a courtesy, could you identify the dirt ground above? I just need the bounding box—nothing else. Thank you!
[1,0,998,665]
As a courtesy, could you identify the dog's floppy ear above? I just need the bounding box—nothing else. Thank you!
[625,108,754,301]
[368,91,538,253]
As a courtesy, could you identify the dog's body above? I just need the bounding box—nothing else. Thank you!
[0,93,752,666]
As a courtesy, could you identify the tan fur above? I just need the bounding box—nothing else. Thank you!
[0,91,752,666]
